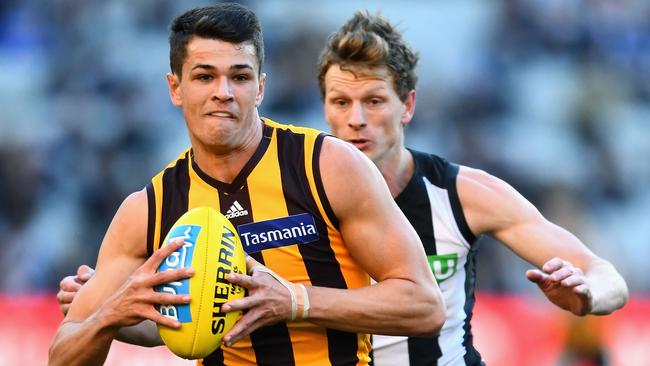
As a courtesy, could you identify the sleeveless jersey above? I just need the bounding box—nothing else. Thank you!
[146,119,371,366]
[372,149,482,366]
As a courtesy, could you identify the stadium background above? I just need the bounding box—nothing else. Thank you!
[1,0,649,364]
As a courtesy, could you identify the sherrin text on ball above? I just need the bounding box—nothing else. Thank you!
[155,207,246,359]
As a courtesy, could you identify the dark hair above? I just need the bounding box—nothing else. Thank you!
[169,3,264,77]
[317,11,419,101]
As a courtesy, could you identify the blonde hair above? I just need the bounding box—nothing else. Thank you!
[318,11,419,101]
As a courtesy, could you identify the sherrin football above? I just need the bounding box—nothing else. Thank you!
[155,206,246,359]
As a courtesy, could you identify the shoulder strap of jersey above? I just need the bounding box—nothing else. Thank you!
[409,148,477,244]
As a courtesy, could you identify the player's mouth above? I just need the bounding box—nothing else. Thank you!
[206,110,236,120]
[348,138,371,150]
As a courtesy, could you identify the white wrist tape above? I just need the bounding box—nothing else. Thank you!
[297,284,310,320]
[253,266,298,320]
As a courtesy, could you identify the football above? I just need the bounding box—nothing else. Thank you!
[155,206,246,359]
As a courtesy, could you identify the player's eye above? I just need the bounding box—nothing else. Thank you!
[196,74,213,81]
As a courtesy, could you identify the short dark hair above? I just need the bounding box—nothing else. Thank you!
[318,11,419,101]
[169,3,264,77]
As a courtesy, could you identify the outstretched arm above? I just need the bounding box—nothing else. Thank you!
[458,167,628,315]
[48,190,191,366]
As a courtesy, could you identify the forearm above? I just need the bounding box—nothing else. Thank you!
[586,259,629,315]
[48,313,117,366]
[115,320,163,347]
[306,278,444,336]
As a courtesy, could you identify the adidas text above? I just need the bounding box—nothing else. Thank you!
[226,201,249,219]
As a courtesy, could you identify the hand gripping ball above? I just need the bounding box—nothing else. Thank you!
[155,207,246,359]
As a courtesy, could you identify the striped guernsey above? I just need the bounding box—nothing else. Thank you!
[146,118,371,366]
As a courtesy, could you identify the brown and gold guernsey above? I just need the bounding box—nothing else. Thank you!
[145,118,371,366]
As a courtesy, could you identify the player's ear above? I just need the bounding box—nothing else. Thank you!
[255,72,267,107]
[401,89,416,126]
[167,72,182,107]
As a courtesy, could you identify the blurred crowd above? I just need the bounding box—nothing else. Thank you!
[1,0,648,295]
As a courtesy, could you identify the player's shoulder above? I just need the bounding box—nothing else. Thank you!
[116,188,149,232]
[456,166,513,207]
[319,136,389,206]
[321,135,374,169]
[151,148,192,180]
[457,165,539,234]
[408,148,456,185]
[106,188,149,257]
[457,165,496,187]
[120,188,148,214]
[319,136,381,191]
[456,165,529,202]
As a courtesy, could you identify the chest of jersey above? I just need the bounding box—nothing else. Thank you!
[147,121,372,365]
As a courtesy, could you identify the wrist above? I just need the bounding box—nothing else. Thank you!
[93,301,124,335]
[252,266,310,321]
[293,284,310,320]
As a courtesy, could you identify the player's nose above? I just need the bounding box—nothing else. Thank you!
[347,102,367,130]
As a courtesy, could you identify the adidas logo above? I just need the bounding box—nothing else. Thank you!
[225,201,249,219]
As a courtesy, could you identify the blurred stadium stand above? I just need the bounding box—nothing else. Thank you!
[1,0,649,364]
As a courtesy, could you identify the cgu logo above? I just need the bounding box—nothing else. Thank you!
[427,253,459,283]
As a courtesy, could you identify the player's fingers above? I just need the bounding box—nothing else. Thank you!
[56,290,77,305]
[541,257,564,273]
[227,272,256,289]
[77,265,95,281]
[142,239,185,271]
[222,310,263,347]
[150,292,191,305]
[525,269,547,283]
[561,274,586,288]
[245,256,263,275]
[148,308,182,329]
[549,267,575,282]
[144,267,194,287]
[222,291,262,313]
[60,276,83,292]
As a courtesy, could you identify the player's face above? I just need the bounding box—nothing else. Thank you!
[167,37,266,153]
[323,64,414,165]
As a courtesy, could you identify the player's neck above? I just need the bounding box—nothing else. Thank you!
[376,147,414,198]
[192,119,264,184]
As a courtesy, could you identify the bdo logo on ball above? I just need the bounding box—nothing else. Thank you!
[155,225,200,323]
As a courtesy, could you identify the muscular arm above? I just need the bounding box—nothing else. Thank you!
[305,137,444,334]
[48,190,191,366]
[58,267,163,347]
[458,167,628,315]
[115,322,162,347]
[222,137,444,345]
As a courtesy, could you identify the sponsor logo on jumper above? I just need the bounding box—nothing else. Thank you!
[226,201,249,219]
[427,253,459,283]
[156,225,200,323]
[237,213,319,254]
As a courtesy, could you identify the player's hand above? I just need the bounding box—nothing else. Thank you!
[97,239,195,329]
[57,265,95,315]
[526,257,592,316]
[221,256,293,346]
